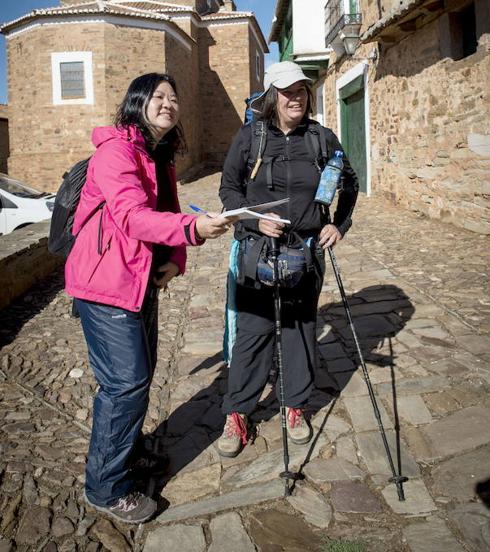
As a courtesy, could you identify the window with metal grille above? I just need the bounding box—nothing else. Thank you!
[60,62,85,99]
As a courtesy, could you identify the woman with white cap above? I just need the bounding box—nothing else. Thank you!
[218,61,359,458]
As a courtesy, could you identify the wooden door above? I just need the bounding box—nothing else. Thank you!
[340,75,367,193]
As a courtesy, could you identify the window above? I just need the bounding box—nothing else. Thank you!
[60,61,85,99]
[440,2,477,61]
[51,52,94,105]
[459,3,477,58]
[255,51,261,82]
[0,194,17,208]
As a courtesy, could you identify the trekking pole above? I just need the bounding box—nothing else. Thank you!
[270,237,299,497]
[327,246,408,501]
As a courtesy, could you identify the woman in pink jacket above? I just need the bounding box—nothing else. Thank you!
[65,73,230,523]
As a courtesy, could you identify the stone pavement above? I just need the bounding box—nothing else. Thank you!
[0,172,489,552]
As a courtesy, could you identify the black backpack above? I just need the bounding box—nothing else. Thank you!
[247,120,329,186]
[48,157,104,259]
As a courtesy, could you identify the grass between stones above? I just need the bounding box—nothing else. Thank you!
[322,538,367,552]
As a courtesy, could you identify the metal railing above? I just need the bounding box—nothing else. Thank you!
[324,0,362,46]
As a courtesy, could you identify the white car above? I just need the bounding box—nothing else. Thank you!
[0,174,56,236]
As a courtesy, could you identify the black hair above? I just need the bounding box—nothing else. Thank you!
[258,81,313,126]
[114,72,187,156]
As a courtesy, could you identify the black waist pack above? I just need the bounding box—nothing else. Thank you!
[237,234,315,289]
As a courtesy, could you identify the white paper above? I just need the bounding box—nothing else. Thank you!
[220,209,291,224]
[219,197,290,223]
[240,197,290,213]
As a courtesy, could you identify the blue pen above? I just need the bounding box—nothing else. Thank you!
[188,204,207,214]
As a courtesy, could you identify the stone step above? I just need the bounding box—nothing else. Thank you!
[156,479,285,524]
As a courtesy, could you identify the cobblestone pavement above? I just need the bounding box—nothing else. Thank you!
[1,172,489,552]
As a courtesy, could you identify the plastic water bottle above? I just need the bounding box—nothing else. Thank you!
[314,150,344,206]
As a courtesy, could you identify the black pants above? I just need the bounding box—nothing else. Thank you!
[222,261,324,416]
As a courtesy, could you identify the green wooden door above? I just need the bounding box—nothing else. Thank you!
[340,76,367,193]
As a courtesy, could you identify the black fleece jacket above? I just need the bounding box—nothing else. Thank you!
[219,119,359,241]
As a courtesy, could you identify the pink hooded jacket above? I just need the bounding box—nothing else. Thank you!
[65,125,201,312]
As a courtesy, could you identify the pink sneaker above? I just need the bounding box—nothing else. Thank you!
[286,407,312,444]
[217,412,248,457]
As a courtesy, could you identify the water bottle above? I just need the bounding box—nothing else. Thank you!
[314,150,344,206]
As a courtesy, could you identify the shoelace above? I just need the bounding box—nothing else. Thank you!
[111,492,140,513]
[287,408,304,429]
[225,413,248,445]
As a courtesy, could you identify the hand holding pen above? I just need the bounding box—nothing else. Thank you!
[189,204,232,239]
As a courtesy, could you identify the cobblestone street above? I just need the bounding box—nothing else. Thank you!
[1,173,489,552]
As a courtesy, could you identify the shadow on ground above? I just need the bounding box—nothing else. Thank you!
[0,267,65,348]
[141,284,414,506]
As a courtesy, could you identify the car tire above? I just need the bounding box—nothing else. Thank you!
[14,223,33,231]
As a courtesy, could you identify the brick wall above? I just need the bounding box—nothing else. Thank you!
[6,22,202,191]
[164,30,200,173]
[6,24,107,190]
[198,22,251,164]
[248,28,264,95]
[103,24,169,123]
[5,10,262,187]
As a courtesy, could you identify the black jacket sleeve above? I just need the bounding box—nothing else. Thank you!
[219,125,260,233]
[325,128,359,236]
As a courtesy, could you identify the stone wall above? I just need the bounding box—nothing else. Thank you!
[0,221,62,311]
[322,0,490,234]
[370,27,490,234]
[0,104,9,174]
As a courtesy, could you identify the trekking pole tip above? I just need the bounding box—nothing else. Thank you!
[389,475,409,501]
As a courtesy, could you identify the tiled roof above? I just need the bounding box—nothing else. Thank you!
[201,11,253,20]
[0,1,174,34]
[0,0,267,51]
[111,1,194,12]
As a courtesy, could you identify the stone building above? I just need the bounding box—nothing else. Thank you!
[270,0,490,234]
[1,0,267,191]
[0,104,8,174]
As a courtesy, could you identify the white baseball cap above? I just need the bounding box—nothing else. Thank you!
[263,61,311,91]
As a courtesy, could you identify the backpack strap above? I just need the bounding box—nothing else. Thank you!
[262,155,275,190]
[305,122,328,172]
[249,120,267,180]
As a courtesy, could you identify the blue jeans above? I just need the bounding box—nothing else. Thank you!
[75,288,158,506]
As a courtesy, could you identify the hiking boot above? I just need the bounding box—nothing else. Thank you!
[217,413,248,458]
[286,407,312,445]
[84,490,157,524]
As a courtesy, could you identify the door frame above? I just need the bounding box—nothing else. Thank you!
[335,61,371,196]
[315,79,325,126]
